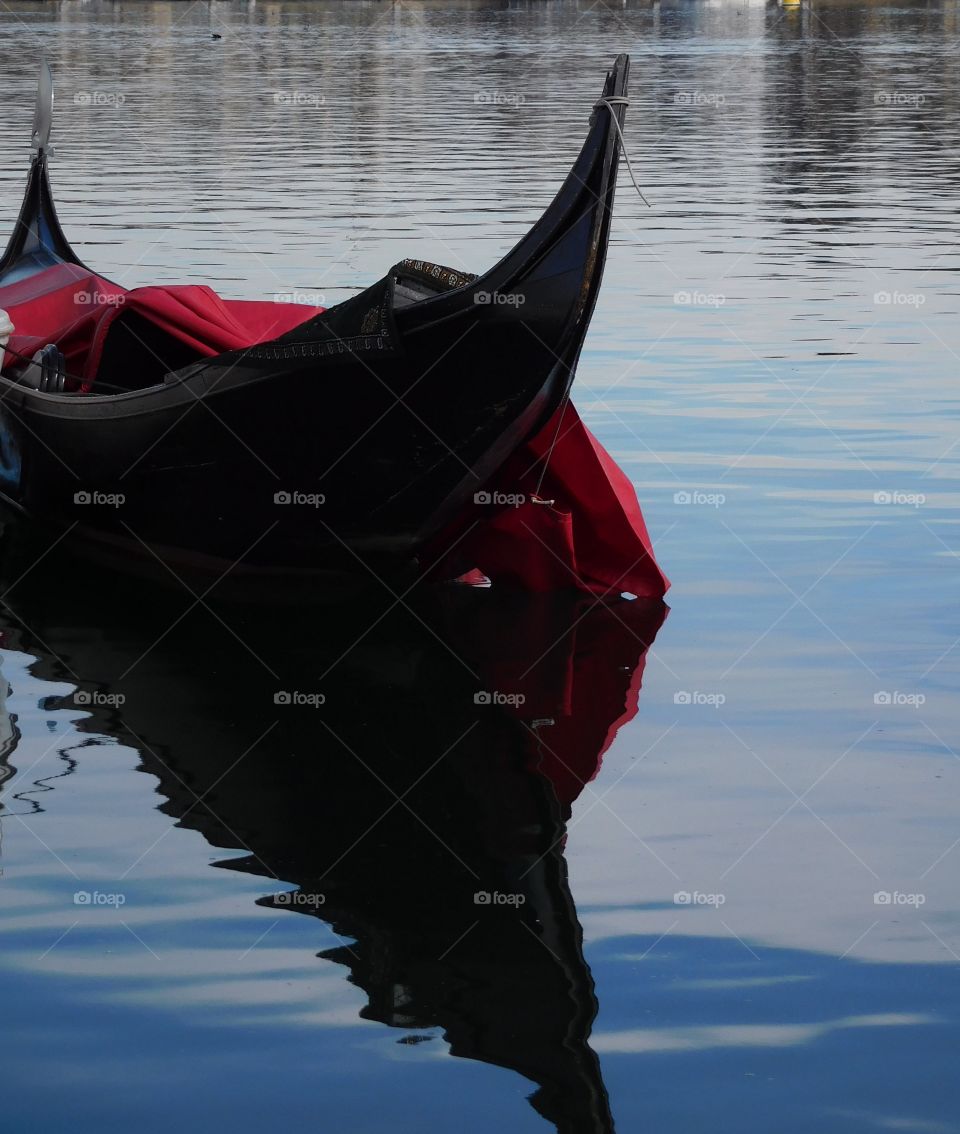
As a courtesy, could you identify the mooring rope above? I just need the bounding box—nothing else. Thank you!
[532,390,572,500]
[530,97,650,495]
[594,96,651,207]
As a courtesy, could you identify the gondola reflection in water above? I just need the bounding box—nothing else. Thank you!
[0,537,666,1134]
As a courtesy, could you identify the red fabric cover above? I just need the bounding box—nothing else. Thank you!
[0,263,324,385]
[82,287,326,384]
[0,263,125,377]
[428,401,669,598]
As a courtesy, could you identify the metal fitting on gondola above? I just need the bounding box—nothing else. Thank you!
[22,344,67,393]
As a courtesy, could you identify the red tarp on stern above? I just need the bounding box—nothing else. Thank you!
[428,401,669,598]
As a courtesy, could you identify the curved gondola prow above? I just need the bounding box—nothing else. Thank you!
[399,54,631,337]
[0,61,86,283]
[392,55,634,542]
[491,52,630,309]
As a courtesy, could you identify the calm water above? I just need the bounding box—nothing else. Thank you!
[1,2,959,1131]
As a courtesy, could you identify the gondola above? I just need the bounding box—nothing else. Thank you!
[0,55,663,591]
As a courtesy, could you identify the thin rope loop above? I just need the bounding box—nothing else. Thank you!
[533,393,570,499]
[531,97,650,493]
[594,96,651,207]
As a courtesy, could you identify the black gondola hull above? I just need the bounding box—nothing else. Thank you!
[0,57,631,577]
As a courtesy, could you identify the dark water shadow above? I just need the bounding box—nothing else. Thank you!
[0,527,667,1134]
